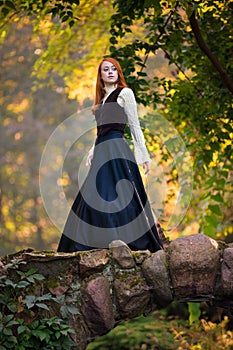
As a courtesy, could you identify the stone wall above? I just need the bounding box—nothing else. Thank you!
[1,234,233,349]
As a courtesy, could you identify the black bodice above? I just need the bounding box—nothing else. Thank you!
[94,87,128,137]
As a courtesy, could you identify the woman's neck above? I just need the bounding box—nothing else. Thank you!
[104,83,117,95]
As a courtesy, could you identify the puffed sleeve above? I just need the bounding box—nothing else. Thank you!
[117,87,151,165]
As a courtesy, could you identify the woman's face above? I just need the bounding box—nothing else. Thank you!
[100,61,118,86]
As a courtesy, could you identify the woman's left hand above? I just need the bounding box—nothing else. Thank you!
[143,161,150,175]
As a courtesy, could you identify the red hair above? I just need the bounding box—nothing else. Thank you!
[93,57,128,109]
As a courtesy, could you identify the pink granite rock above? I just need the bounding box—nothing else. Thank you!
[168,234,219,300]
[81,276,115,336]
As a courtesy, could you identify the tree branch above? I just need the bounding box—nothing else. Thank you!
[189,11,233,94]
[140,3,178,73]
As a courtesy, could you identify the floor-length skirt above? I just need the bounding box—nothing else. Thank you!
[57,130,163,253]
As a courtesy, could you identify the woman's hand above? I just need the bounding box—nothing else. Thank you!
[143,161,150,175]
[86,154,93,166]
[86,145,95,166]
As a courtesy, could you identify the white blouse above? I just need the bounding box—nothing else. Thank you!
[87,86,151,165]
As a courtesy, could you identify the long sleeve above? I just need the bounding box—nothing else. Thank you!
[117,87,151,164]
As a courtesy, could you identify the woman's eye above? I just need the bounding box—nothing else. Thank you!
[102,66,116,72]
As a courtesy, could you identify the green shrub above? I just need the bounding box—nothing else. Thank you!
[0,259,75,349]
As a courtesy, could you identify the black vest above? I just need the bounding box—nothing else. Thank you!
[94,87,127,136]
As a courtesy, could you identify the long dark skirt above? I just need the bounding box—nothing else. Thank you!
[57,130,163,253]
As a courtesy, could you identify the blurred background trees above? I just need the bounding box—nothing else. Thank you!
[0,0,112,254]
[0,1,233,349]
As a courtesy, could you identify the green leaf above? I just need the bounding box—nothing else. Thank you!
[205,175,217,186]
[7,320,19,327]
[23,295,36,309]
[0,275,7,280]
[32,330,50,342]
[26,276,36,283]
[203,225,215,237]
[17,281,30,288]
[215,178,225,188]
[26,268,38,276]
[66,304,79,315]
[211,193,223,202]
[3,327,13,335]
[60,305,69,317]
[205,215,218,226]
[61,15,69,22]
[219,170,229,178]
[55,331,61,339]
[17,325,29,334]
[188,302,201,325]
[36,303,49,310]
[2,335,17,345]
[4,279,16,288]
[4,314,14,323]
[17,346,26,350]
[69,0,80,4]
[17,271,25,277]
[208,204,222,216]
[137,71,147,76]
[7,303,17,313]
[31,320,39,329]
[110,36,118,44]
[38,293,52,301]
[138,78,149,85]
[69,19,75,27]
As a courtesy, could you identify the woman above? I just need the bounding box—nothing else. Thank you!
[57,57,163,253]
